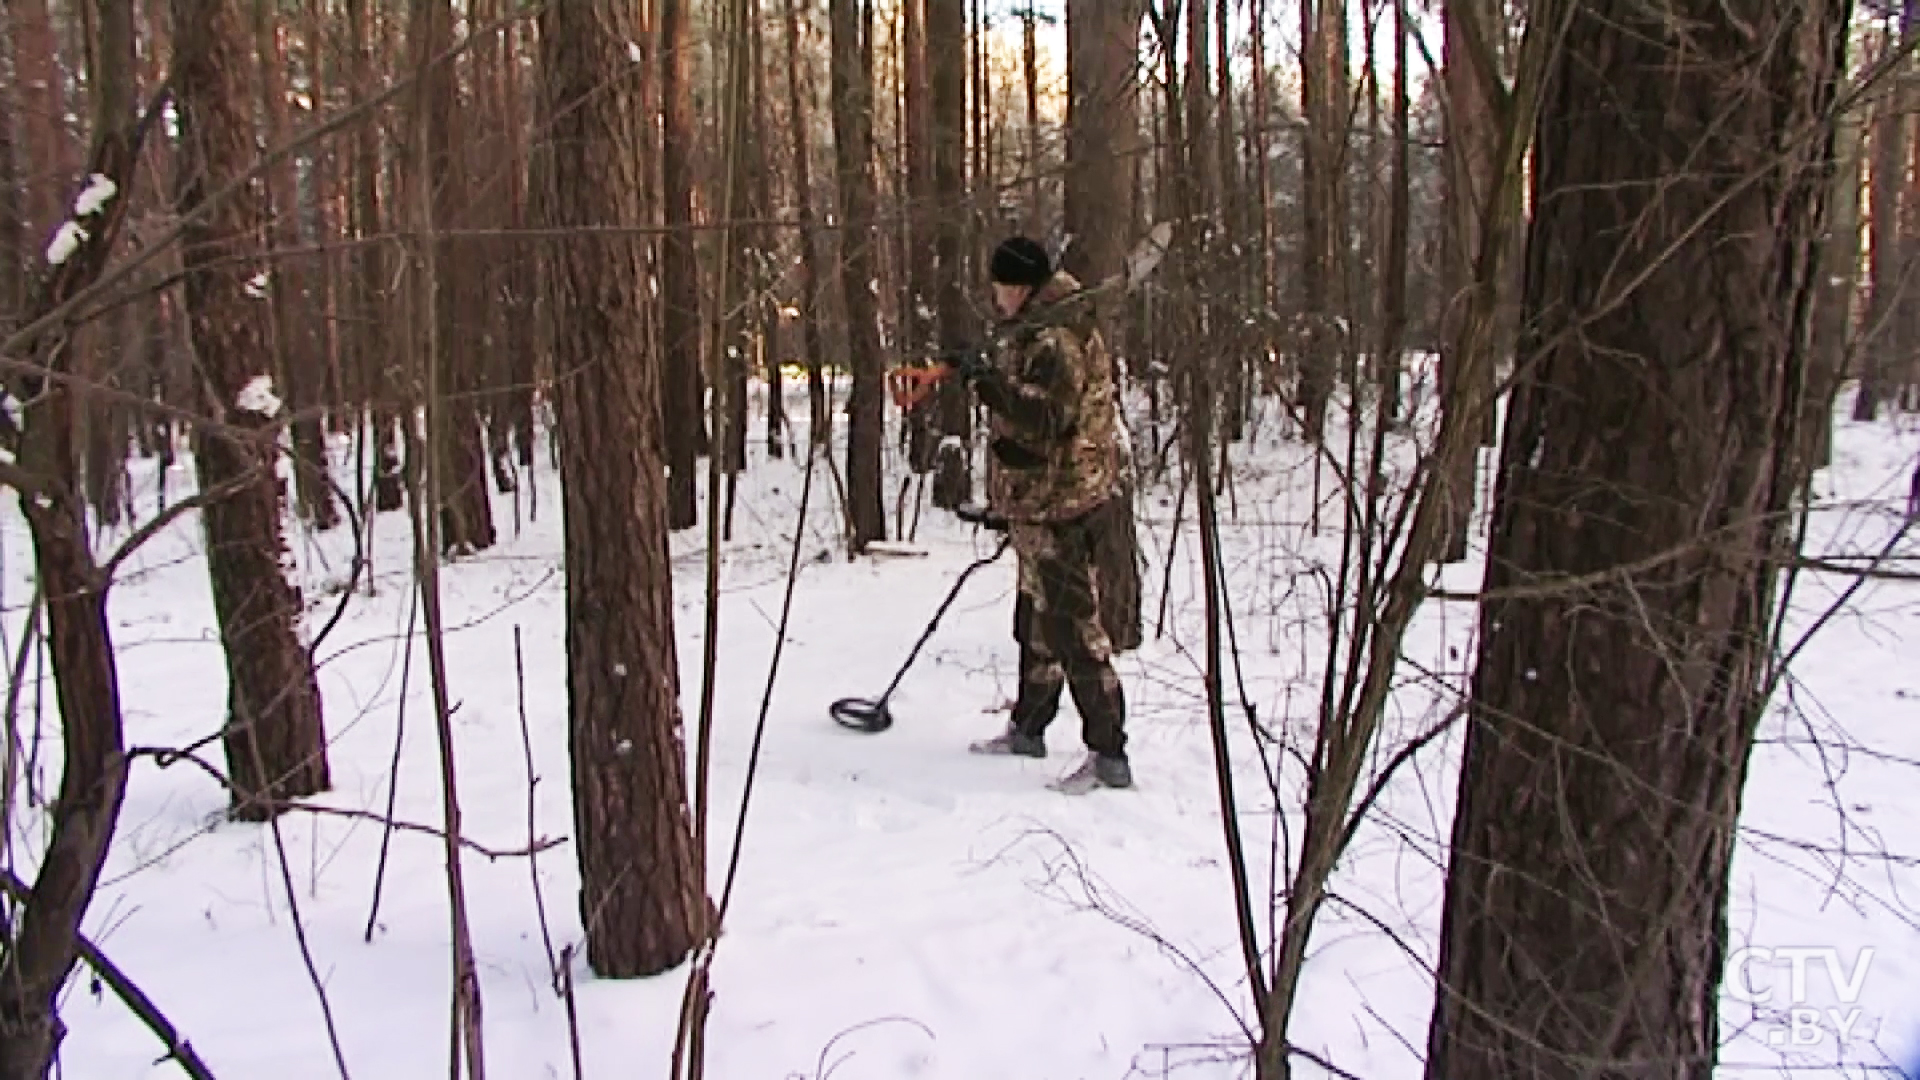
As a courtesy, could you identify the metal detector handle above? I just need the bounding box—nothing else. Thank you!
[954,503,1010,533]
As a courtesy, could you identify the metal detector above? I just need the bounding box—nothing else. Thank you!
[829,508,1011,733]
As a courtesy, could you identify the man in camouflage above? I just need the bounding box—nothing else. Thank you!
[948,237,1132,793]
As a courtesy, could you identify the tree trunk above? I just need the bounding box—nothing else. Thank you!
[1805,111,1863,476]
[782,0,831,447]
[718,0,759,484]
[410,0,495,556]
[10,0,69,244]
[929,0,973,509]
[752,5,784,461]
[255,1,338,532]
[1021,4,1041,229]
[1437,0,1502,563]
[661,0,704,531]
[1424,2,1848,1076]
[346,0,403,514]
[173,0,331,822]
[831,0,888,551]
[899,0,935,476]
[1064,0,1144,653]
[1062,0,1141,303]
[1855,21,1910,422]
[0,2,140,1068]
[533,0,708,978]
[1379,0,1410,425]
[1297,0,1347,445]
[0,54,18,347]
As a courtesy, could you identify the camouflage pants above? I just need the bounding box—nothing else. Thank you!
[1009,505,1128,757]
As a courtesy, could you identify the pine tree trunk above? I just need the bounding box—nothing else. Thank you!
[782,0,831,448]
[661,0,704,531]
[719,0,757,483]
[0,2,139,1068]
[346,0,402,514]
[1297,0,1347,445]
[1424,2,1847,1075]
[1806,112,1863,476]
[256,2,338,531]
[1437,0,1500,563]
[410,0,495,556]
[533,0,708,978]
[751,6,784,461]
[173,0,331,821]
[1064,0,1144,652]
[0,24,20,338]
[831,0,888,550]
[1378,0,1410,425]
[1855,21,1909,422]
[929,0,973,509]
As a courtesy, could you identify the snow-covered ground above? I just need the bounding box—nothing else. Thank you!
[10,379,1919,1079]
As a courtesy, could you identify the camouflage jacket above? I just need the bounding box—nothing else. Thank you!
[977,271,1122,524]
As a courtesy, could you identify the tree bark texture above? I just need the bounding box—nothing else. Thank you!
[346,0,404,513]
[660,0,704,531]
[534,0,708,978]
[782,0,832,446]
[254,1,338,532]
[830,0,888,550]
[172,0,331,821]
[1436,0,1502,562]
[0,6,139,1070]
[1424,2,1849,1076]
[410,0,495,555]
[928,0,973,509]
[1297,0,1348,444]
[1805,113,1863,475]
[1064,0,1145,653]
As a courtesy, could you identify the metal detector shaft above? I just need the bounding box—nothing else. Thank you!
[872,534,1012,705]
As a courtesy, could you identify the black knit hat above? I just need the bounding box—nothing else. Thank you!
[989,236,1051,288]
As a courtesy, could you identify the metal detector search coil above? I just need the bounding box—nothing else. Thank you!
[829,530,1011,734]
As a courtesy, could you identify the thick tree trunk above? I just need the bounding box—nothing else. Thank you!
[831,0,888,550]
[1064,0,1144,653]
[173,0,331,821]
[533,0,708,978]
[661,0,704,531]
[1424,2,1847,1076]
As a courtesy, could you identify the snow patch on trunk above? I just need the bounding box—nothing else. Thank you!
[73,173,118,217]
[236,375,283,418]
[45,221,87,265]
